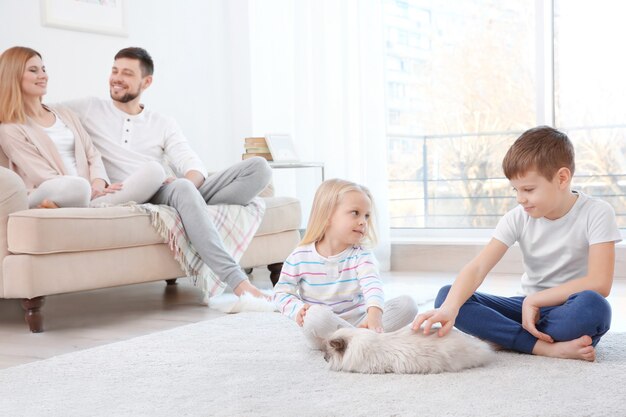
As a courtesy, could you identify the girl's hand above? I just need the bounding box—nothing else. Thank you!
[522,295,553,343]
[296,304,311,327]
[358,306,383,333]
[411,306,458,337]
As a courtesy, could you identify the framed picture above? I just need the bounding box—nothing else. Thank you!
[40,0,128,37]
[265,134,299,162]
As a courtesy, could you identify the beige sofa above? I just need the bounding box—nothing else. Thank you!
[0,151,300,333]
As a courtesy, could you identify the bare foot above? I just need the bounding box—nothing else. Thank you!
[37,199,59,209]
[233,280,268,299]
[532,335,596,361]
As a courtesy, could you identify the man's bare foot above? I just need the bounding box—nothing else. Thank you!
[37,199,59,209]
[233,280,268,299]
[532,335,596,361]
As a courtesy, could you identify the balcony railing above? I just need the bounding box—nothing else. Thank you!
[388,127,626,229]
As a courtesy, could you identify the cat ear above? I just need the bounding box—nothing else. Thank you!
[329,338,346,353]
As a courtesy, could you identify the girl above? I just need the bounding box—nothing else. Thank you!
[0,46,165,209]
[274,178,417,349]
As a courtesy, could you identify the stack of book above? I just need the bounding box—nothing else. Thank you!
[242,137,273,161]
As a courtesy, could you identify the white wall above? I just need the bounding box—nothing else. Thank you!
[1,0,324,227]
[0,0,249,170]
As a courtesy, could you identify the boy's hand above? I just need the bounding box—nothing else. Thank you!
[296,304,311,327]
[412,307,457,337]
[522,296,553,343]
[358,306,383,333]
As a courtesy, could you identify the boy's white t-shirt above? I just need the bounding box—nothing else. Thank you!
[493,191,621,295]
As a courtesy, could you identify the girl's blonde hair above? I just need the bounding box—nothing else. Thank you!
[300,178,378,247]
[0,46,42,124]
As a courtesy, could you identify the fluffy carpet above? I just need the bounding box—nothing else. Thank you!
[0,313,625,417]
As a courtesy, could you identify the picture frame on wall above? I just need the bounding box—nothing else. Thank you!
[40,0,128,37]
[265,134,300,162]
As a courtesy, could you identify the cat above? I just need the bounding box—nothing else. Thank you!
[323,326,494,374]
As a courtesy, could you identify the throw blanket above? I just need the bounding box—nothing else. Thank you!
[135,197,265,298]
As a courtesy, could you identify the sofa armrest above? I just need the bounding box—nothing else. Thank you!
[0,167,28,283]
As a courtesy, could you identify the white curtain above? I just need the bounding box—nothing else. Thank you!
[292,1,391,270]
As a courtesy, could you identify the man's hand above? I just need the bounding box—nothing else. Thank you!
[184,170,205,189]
[296,304,311,327]
[411,306,457,337]
[522,295,553,343]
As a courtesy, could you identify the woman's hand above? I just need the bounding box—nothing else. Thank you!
[91,179,123,200]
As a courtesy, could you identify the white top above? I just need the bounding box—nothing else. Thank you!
[273,243,384,322]
[63,97,207,183]
[42,113,78,176]
[493,191,622,294]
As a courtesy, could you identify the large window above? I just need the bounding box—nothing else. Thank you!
[384,0,626,229]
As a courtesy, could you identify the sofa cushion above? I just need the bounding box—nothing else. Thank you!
[8,207,163,254]
[8,197,301,255]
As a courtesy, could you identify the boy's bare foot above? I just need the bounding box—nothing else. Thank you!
[37,199,59,209]
[233,280,268,300]
[532,335,596,361]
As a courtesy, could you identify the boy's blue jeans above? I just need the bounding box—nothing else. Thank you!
[435,285,612,354]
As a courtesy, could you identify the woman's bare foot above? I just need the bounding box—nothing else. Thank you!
[37,199,59,209]
[532,335,596,361]
[233,280,268,299]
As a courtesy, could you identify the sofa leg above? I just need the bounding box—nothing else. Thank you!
[267,263,283,286]
[165,279,178,286]
[21,297,45,333]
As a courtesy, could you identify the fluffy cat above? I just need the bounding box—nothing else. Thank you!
[323,326,493,374]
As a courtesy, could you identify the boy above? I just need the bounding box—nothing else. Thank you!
[413,126,621,361]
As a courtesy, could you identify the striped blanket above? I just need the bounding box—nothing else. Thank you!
[135,197,265,298]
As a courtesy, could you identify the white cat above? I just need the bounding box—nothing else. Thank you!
[323,326,494,374]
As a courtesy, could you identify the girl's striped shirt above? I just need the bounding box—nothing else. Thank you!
[273,243,384,322]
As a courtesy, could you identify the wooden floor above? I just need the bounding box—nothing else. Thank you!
[1,269,625,369]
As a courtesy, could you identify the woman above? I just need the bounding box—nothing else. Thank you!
[0,46,165,208]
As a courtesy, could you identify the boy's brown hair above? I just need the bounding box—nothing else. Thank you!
[502,126,575,180]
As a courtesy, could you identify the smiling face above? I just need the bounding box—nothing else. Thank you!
[109,57,151,103]
[324,190,372,249]
[21,55,47,98]
[510,168,572,220]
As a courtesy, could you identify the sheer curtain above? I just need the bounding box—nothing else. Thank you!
[292,1,391,269]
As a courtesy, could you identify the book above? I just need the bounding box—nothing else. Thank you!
[244,137,268,146]
[244,146,271,153]
[242,152,273,161]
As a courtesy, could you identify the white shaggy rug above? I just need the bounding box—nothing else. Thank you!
[0,312,625,417]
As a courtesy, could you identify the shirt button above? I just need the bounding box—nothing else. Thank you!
[127,119,130,122]
[125,140,128,143]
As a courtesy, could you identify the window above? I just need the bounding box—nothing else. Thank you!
[384,0,626,229]
[554,0,626,227]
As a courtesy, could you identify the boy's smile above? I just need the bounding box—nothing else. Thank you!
[510,169,577,220]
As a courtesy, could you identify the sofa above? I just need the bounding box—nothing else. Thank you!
[0,150,301,333]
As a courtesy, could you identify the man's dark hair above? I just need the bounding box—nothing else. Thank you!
[114,47,154,77]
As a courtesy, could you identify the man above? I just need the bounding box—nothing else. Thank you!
[65,47,272,298]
